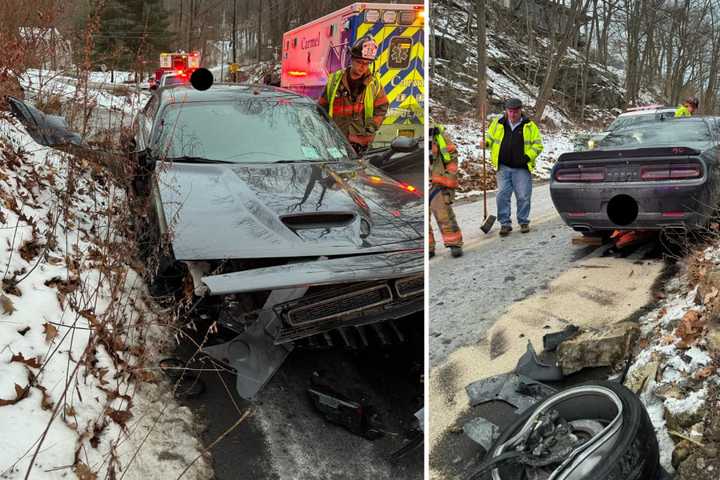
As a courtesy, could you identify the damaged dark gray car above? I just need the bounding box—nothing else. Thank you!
[130,84,423,399]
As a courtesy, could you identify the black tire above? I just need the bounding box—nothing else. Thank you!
[475,381,659,480]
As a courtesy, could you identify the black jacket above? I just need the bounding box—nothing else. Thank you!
[498,115,531,169]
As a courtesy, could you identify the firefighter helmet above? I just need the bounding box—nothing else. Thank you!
[350,37,378,61]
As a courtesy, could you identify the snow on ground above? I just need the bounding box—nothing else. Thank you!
[623,245,720,474]
[18,69,148,116]
[0,113,211,479]
[442,119,582,198]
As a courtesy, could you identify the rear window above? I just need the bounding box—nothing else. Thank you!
[608,111,674,131]
[599,120,712,148]
[163,76,185,86]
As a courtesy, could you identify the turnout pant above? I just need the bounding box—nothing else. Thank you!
[429,188,463,252]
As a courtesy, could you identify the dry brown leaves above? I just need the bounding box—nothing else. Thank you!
[105,408,132,429]
[0,383,29,406]
[43,322,58,342]
[74,462,97,480]
[44,275,80,307]
[18,237,43,262]
[10,353,41,368]
[675,310,706,349]
[0,293,15,314]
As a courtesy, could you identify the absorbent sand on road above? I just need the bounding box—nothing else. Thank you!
[428,255,665,478]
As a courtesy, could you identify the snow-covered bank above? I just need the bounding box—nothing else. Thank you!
[624,246,720,475]
[18,69,148,116]
[0,113,211,479]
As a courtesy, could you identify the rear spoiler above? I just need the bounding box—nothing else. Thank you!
[559,146,702,162]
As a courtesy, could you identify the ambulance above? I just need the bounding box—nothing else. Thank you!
[281,3,424,146]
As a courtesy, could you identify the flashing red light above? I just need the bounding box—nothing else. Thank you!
[662,211,686,218]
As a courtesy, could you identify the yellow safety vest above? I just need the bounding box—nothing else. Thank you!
[325,70,383,125]
[485,117,543,172]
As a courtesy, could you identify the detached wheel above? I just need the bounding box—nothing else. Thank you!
[472,381,659,480]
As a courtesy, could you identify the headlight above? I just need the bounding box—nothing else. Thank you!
[587,139,596,149]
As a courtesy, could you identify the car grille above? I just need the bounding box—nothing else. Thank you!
[396,275,423,298]
[274,277,423,344]
[286,285,393,327]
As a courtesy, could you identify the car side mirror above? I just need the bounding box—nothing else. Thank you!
[390,136,418,153]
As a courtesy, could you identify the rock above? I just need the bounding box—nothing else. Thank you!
[557,322,639,376]
[672,440,692,470]
[665,394,705,432]
[655,383,685,400]
[624,360,659,394]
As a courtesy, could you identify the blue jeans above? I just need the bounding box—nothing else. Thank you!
[496,165,532,226]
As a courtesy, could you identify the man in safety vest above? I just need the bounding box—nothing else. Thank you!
[675,96,699,117]
[429,123,463,258]
[485,98,543,236]
[318,37,389,154]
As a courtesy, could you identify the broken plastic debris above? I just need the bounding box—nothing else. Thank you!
[463,417,499,451]
[515,341,564,381]
[465,373,556,413]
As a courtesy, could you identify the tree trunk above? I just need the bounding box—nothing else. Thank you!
[534,0,590,120]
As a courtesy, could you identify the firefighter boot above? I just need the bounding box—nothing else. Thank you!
[450,246,463,258]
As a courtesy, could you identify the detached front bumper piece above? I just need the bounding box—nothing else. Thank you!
[200,251,423,400]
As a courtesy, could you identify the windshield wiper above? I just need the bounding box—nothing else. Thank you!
[168,156,232,164]
[271,159,336,164]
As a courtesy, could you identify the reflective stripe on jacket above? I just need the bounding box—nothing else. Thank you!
[325,69,384,126]
[431,125,459,189]
[485,116,543,172]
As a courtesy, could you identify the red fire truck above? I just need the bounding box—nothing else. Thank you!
[150,51,201,88]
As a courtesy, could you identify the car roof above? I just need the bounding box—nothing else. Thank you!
[157,83,313,105]
[617,106,675,117]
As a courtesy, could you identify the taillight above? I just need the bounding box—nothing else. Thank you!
[640,164,701,180]
[554,167,605,182]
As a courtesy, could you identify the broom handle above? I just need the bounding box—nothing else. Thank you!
[482,102,488,220]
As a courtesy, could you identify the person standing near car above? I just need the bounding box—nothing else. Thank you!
[429,123,463,258]
[485,98,543,236]
[318,37,389,155]
[675,96,699,117]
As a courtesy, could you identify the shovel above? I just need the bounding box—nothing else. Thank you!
[480,102,496,234]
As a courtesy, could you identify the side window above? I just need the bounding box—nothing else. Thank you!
[388,37,413,69]
[144,95,160,119]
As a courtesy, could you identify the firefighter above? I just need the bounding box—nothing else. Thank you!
[675,96,699,117]
[429,123,463,258]
[485,98,543,236]
[318,36,389,154]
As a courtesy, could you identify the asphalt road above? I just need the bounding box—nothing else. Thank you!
[429,181,594,365]
[171,162,425,480]
[428,179,677,479]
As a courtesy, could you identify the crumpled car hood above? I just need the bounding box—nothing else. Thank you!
[156,160,423,260]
